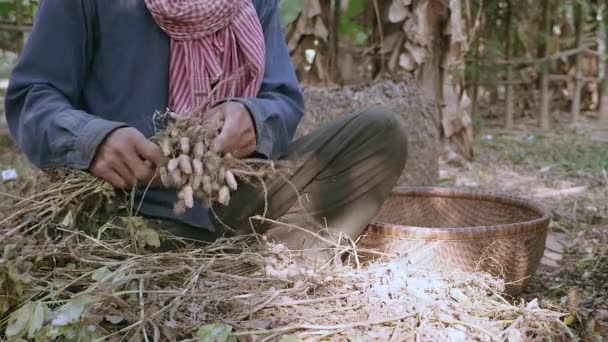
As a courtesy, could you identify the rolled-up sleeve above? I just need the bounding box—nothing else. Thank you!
[232,0,305,159]
[5,0,126,169]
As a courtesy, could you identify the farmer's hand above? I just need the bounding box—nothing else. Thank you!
[206,101,256,158]
[90,127,163,189]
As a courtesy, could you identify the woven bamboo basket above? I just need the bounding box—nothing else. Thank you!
[358,187,550,296]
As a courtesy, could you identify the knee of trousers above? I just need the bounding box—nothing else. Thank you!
[354,106,408,172]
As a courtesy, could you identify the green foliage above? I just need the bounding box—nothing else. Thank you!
[0,0,37,20]
[124,216,161,249]
[5,302,41,339]
[278,0,304,28]
[339,0,369,45]
[51,295,95,326]
[278,0,370,45]
[4,295,100,342]
[196,323,236,342]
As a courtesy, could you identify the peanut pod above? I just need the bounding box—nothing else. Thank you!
[167,158,179,172]
[173,199,186,215]
[180,137,190,154]
[218,167,226,184]
[170,169,182,187]
[193,142,205,159]
[225,170,238,191]
[183,185,194,208]
[160,139,172,157]
[159,167,171,187]
[191,174,202,190]
[205,157,219,173]
[178,154,192,174]
[192,159,204,176]
[202,175,213,195]
[218,186,231,206]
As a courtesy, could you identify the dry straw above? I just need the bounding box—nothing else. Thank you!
[0,171,571,341]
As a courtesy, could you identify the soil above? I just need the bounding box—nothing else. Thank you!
[300,80,440,187]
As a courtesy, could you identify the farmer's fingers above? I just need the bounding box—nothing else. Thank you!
[123,151,156,184]
[213,125,238,155]
[111,160,136,189]
[91,164,127,189]
[202,105,224,125]
[133,134,164,166]
[232,132,257,158]
[105,170,128,190]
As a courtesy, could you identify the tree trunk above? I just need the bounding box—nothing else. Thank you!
[570,0,584,125]
[601,0,608,125]
[505,0,515,129]
[328,0,342,83]
[14,0,26,53]
[470,39,481,120]
[539,0,551,130]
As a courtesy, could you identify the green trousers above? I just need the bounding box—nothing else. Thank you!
[155,107,408,251]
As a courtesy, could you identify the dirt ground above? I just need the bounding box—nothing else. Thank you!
[439,114,608,337]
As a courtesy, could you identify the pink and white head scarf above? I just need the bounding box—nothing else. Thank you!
[144,0,266,115]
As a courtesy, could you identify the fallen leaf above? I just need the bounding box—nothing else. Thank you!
[313,17,328,41]
[196,323,236,342]
[379,31,405,54]
[60,210,73,228]
[136,227,161,249]
[52,295,96,326]
[389,0,409,23]
[564,314,575,325]
[304,0,321,18]
[105,315,124,325]
[92,267,112,282]
[6,302,35,338]
[399,52,416,71]
[405,41,427,64]
[28,302,46,338]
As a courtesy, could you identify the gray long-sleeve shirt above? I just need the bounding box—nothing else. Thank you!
[5,0,304,230]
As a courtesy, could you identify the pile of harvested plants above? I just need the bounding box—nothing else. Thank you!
[0,173,573,341]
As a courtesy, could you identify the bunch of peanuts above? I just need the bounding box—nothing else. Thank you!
[155,112,238,214]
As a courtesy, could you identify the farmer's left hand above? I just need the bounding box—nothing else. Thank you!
[206,101,257,158]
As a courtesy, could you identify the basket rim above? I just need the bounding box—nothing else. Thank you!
[366,186,551,240]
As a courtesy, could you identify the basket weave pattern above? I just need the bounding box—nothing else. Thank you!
[358,187,550,296]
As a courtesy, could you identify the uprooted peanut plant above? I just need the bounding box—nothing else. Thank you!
[153,110,284,215]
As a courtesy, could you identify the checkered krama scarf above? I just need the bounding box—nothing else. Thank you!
[144,0,265,114]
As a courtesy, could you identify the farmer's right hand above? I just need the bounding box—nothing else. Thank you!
[90,127,163,189]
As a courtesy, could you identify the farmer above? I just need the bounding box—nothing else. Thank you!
[5,0,407,252]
